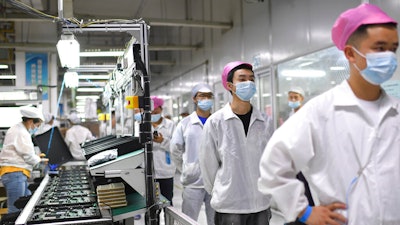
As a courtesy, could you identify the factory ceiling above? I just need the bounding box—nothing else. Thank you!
[0,0,233,93]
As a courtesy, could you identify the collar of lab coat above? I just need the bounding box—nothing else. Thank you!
[333,80,399,115]
[187,111,201,125]
[222,102,266,123]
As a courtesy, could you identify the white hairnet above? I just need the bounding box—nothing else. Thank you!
[68,112,81,124]
[289,87,305,97]
[191,83,212,97]
[43,112,54,123]
[20,106,44,121]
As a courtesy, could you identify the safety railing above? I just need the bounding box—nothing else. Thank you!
[164,206,200,225]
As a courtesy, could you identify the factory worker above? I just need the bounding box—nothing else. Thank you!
[64,112,95,160]
[286,86,315,225]
[170,83,215,225]
[258,3,400,225]
[0,106,47,213]
[36,112,55,135]
[288,87,305,115]
[199,61,274,225]
[151,96,176,204]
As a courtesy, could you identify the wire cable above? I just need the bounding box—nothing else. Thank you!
[45,78,65,157]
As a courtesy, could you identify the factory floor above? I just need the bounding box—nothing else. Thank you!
[135,172,207,225]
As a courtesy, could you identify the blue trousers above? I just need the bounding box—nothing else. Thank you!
[1,172,31,213]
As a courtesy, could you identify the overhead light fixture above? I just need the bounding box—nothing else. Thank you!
[281,69,326,78]
[0,75,16,79]
[79,51,124,57]
[330,66,346,71]
[64,72,79,88]
[78,75,110,80]
[77,87,104,92]
[76,95,100,100]
[57,33,80,68]
[0,64,9,69]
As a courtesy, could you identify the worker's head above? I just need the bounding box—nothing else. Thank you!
[221,61,256,101]
[20,106,44,134]
[332,3,398,85]
[67,112,81,125]
[288,87,305,110]
[150,96,164,123]
[43,112,54,124]
[191,83,214,112]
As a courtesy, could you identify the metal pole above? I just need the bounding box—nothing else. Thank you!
[133,42,159,225]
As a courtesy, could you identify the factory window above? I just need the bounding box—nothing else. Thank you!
[276,46,349,124]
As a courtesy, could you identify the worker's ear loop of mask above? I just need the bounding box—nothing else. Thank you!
[46,79,65,157]
[345,140,375,225]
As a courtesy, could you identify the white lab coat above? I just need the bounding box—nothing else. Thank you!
[153,117,176,179]
[258,80,400,224]
[65,125,94,160]
[170,111,205,187]
[0,122,41,171]
[199,103,274,214]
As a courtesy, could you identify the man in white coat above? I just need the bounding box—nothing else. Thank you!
[171,83,215,225]
[199,61,274,225]
[258,3,400,225]
[65,112,94,160]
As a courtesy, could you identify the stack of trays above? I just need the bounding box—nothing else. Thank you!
[97,182,127,208]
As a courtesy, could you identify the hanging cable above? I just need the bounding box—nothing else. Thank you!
[46,78,65,157]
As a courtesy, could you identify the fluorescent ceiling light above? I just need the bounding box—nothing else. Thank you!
[78,75,110,80]
[64,72,79,88]
[79,51,124,57]
[0,75,16,79]
[76,96,100,100]
[330,66,346,71]
[281,69,326,78]
[77,87,104,92]
[57,33,80,68]
[298,62,313,67]
[0,64,9,69]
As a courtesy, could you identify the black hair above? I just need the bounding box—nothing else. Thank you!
[227,64,253,84]
[226,64,253,94]
[346,23,397,48]
[21,117,41,123]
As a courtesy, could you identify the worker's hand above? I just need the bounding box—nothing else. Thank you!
[302,202,347,225]
[153,132,164,143]
[40,158,49,163]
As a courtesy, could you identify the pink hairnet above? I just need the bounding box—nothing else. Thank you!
[221,61,252,90]
[151,96,164,109]
[332,3,397,50]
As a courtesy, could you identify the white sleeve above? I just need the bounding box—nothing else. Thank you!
[199,119,220,194]
[170,122,185,173]
[13,132,41,166]
[258,109,315,222]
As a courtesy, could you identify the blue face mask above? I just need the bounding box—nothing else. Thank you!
[134,113,142,122]
[233,81,256,101]
[151,114,162,123]
[197,99,213,111]
[29,126,38,135]
[353,47,398,85]
[288,101,301,109]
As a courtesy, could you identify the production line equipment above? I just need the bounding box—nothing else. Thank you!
[15,21,166,225]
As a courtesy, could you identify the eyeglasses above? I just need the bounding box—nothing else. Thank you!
[196,93,214,100]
